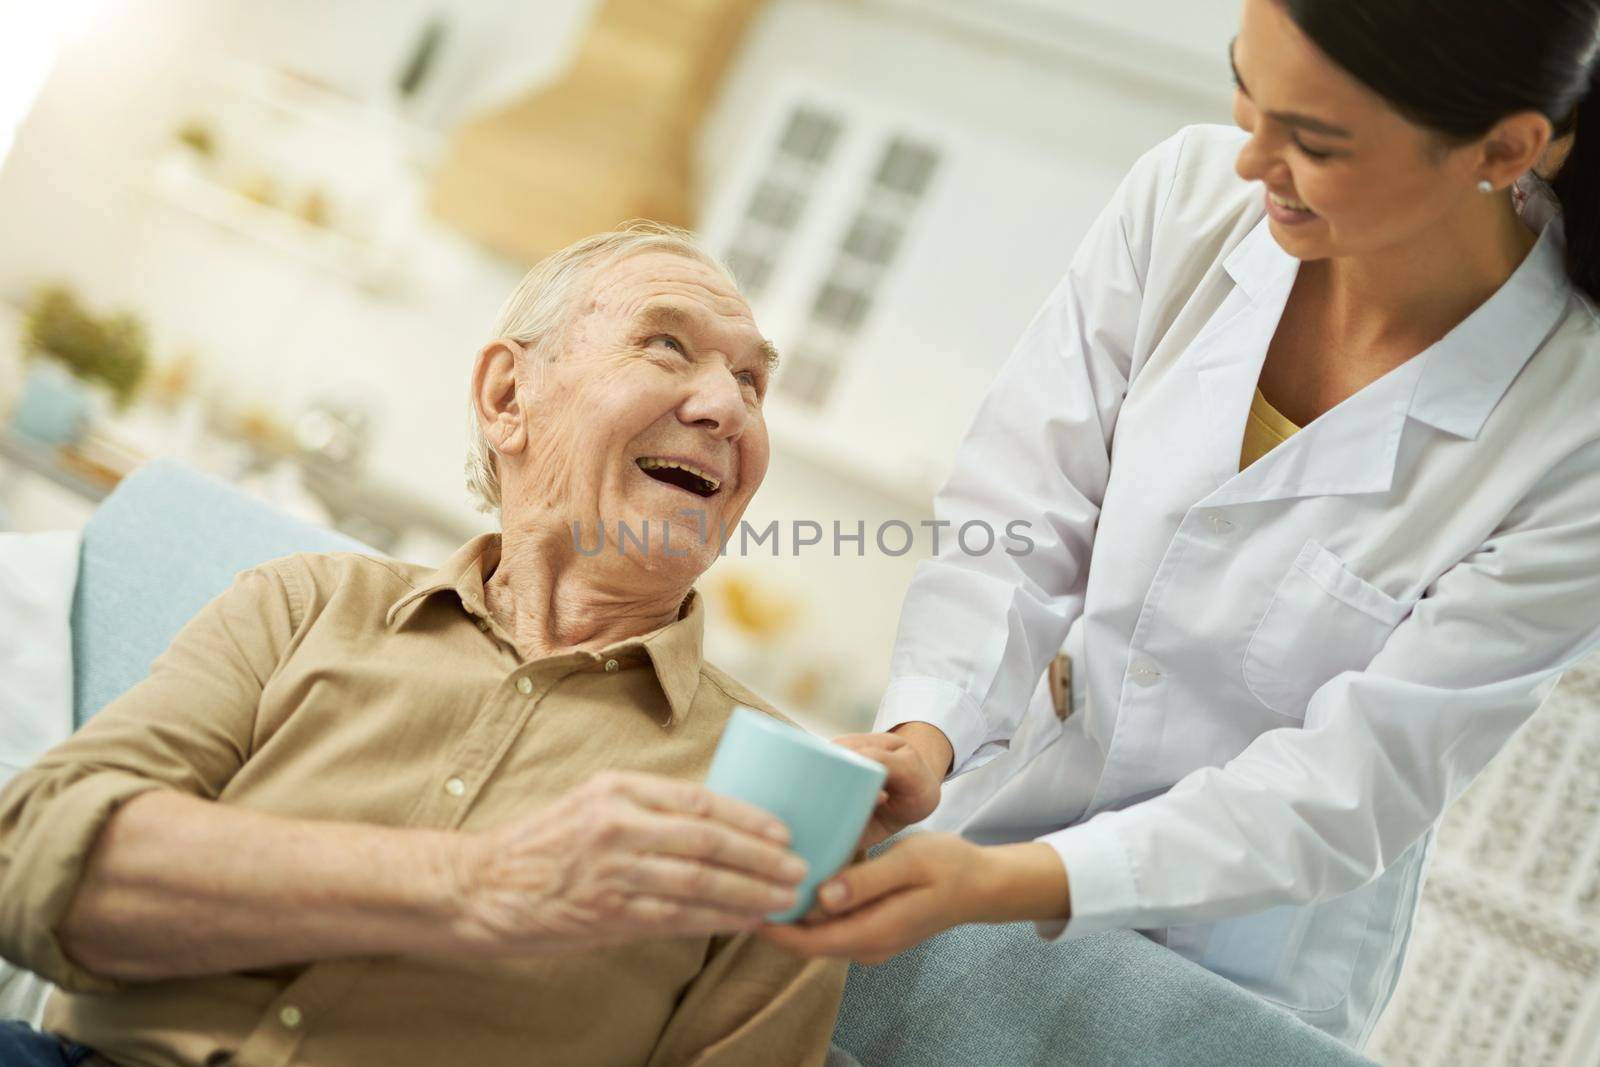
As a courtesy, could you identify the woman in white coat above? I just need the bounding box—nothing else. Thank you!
[764,0,1600,1047]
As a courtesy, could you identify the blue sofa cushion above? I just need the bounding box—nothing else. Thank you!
[831,909,1375,1066]
[70,460,365,727]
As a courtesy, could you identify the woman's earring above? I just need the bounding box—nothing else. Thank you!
[1478,179,1495,194]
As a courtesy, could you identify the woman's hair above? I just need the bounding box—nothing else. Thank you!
[1283,0,1600,303]
[464,221,737,514]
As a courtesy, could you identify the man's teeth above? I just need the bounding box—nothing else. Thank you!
[1270,191,1313,212]
[637,457,721,491]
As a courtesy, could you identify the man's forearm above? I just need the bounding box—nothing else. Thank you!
[59,791,467,981]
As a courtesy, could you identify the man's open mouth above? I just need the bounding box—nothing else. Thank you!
[636,458,721,498]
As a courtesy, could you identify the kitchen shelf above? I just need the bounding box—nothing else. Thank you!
[143,153,395,291]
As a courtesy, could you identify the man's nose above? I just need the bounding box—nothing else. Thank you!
[678,366,748,439]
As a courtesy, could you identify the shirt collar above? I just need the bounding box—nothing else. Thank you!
[633,593,705,726]
[1223,214,1298,300]
[1408,211,1574,440]
[1223,200,1576,443]
[384,533,704,725]
[384,533,500,627]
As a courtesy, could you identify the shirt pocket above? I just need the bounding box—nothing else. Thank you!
[1242,539,1415,720]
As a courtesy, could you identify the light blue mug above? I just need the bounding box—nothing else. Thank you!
[705,706,887,924]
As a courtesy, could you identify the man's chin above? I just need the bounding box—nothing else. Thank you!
[573,510,726,564]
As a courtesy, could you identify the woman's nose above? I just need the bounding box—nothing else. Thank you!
[1234,130,1283,186]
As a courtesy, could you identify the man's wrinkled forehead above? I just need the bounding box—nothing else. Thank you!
[583,251,744,317]
[579,252,776,364]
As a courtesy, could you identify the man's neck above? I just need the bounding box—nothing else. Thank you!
[483,522,688,662]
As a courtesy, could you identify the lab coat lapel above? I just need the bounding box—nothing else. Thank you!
[1186,216,1405,509]
[1208,362,1421,507]
[1188,215,1571,509]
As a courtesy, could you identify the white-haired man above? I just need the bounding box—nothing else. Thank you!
[0,224,853,1066]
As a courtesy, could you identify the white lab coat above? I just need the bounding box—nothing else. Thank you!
[875,124,1600,1048]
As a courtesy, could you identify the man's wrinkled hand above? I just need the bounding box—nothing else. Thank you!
[449,771,807,953]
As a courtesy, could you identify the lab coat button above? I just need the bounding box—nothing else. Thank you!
[1131,661,1162,687]
[1209,515,1235,534]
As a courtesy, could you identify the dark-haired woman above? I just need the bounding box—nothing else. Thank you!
[764,0,1600,1047]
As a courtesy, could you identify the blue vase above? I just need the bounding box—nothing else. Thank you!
[11,360,91,446]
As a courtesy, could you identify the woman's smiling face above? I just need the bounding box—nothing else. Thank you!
[1229,0,1491,261]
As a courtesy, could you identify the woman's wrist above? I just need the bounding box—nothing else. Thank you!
[889,721,955,778]
[967,842,1072,925]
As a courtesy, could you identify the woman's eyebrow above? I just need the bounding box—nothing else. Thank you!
[1228,37,1354,139]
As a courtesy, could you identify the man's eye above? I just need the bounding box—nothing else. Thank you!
[736,371,760,389]
[651,335,685,353]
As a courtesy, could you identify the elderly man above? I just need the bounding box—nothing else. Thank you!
[0,223,851,1066]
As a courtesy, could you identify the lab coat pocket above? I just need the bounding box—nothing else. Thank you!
[1242,540,1414,720]
[1164,885,1380,1014]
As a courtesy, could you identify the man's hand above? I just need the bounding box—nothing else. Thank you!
[833,724,950,850]
[760,834,1070,966]
[451,771,807,953]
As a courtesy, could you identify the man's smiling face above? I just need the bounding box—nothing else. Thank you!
[510,250,775,580]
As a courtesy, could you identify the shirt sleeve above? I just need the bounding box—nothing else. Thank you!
[642,932,847,1067]
[1037,437,1600,940]
[0,560,301,991]
[872,127,1191,776]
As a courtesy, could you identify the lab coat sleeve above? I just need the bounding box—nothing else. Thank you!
[874,127,1193,774]
[1038,436,1600,940]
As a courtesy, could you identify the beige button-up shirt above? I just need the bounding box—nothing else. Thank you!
[0,534,845,1066]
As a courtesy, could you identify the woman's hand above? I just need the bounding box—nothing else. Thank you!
[450,771,807,954]
[833,725,949,850]
[759,834,1072,965]
[760,834,983,964]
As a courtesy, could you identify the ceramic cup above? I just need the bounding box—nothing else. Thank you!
[704,705,887,923]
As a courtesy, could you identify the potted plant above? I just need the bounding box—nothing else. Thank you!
[11,285,149,444]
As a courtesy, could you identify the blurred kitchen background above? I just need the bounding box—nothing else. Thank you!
[0,0,1238,732]
[4,4,1600,1064]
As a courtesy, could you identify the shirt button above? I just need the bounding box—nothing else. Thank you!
[278,1005,303,1029]
[1131,661,1163,687]
[476,619,489,632]
[516,677,533,696]
[1209,515,1235,534]
[604,659,619,672]
[444,777,466,797]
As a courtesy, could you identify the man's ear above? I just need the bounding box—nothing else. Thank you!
[471,339,529,458]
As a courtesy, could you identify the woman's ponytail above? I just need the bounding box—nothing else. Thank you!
[1551,65,1600,304]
